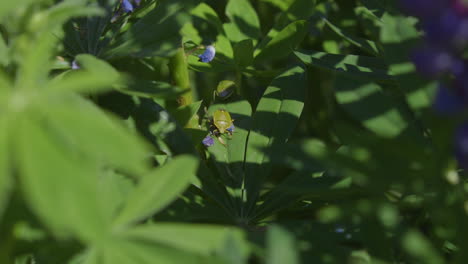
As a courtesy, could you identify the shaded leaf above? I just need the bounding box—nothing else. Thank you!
[254,20,308,64]
[225,0,261,43]
[266,225,299,264]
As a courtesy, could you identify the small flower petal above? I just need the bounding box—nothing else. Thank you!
[122,0,134,13]
[71,60,80,70]
[198,45,216,63]
[226,124,235,133]
[202,135,214,147]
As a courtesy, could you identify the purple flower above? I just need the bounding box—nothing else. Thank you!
[71,60,80,70]
[424,9,468,51]
[452,0,468,16]
[455,123,468,168]
[198,45,216,63]
[202,135,214,147]
[411,46,462,77]
[399,0,448,18]
[226,124,235,133]
[433,84,464,114]
[122,0,134,13]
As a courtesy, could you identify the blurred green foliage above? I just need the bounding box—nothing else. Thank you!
[0,0,466,263]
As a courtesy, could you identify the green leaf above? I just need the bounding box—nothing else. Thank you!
[43,94,150,176]
[114,155,199,227]
[233,39,254,69]
[224,0,261,43]
[0,117,11,221]
[102,238,218,264]
[254,20,308,64]
[294,49,395,82]
[259,0,295,11]
[266,225,299,264]
[118,80,187,100]
[256,0,316,53]
[206,95,252,212]
[402,230,444,264]
[0,0,34,21]
[28,1,103,33]
[244,66,306,215]
[15,116,108,242]
[334,75,418,138]
[323,18,381,56]
[103,1,193,58]
[47,54,121,94]
[0,35,8,66]
[124,223,248,260]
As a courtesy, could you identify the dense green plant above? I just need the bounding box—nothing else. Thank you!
[1,0,467,263]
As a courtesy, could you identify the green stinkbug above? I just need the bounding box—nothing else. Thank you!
[208,109,235,146]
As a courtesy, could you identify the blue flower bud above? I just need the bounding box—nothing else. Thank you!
[202,135,214,147]
[122,0,134,13]
[198,45,216,63]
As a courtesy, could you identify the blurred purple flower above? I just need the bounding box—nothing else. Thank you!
[455,123,468,168]
[433,84,465,114]
[411,46,463,77]
[424,9,468,51]
[198,45,216,63]
[399,0,447,18]
[452,0,468,16]
[122,0,134,13]
[202,135,214,147]
[71,60,80,70]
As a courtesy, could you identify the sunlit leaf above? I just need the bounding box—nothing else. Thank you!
[114,155,198,226]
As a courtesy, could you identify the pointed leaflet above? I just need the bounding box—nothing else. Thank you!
[47,54,121,94]
[244,66,306,216]
[15,116,108,242]
[224,0,261,43]
[123,223,248,260]
[266,225,299,264]
[207,95,252,187]
[114,155,198,227]
[254,20,309,64]
[334,75,419,138]
[294,50,394,82]
[43,94,150,176]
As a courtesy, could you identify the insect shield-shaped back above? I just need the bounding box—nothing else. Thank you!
[213,109,233,134]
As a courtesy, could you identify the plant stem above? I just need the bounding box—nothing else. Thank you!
[169,48,192,107]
